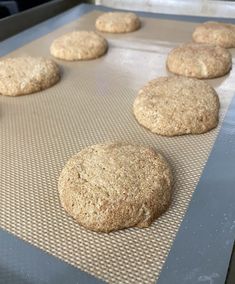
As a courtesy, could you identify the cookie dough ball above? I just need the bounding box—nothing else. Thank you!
[58,142,173,232]
[0,56,60,96]
[193,21,235,48]
[166,43,232,79]
[50,31,108,61]
[133,76,220,136]
[95,12,140,33]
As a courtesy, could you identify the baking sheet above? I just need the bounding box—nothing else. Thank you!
[0,5,235,284]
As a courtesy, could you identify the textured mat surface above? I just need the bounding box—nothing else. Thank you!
[0,10,234,284]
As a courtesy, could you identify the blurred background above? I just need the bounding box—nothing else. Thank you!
[0,0,235,19]
[0,0,82,18]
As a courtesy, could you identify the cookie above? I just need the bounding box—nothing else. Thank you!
[95,12,140,33]
[50,31,108,61]
[193,21,235,48]
[166,43,232,79]
[58,142,173,232]
[0,56,60,96]
[133,76,220,136]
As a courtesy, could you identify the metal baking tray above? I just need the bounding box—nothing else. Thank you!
[0,4,235,284]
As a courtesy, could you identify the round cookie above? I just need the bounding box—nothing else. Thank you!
[166,43,232,79]
[133,76,220,136]
[50,31,108,61]
[58,142,173,232]
[95,12,140,33]
[0,56,60,96]
[193,21,235,48]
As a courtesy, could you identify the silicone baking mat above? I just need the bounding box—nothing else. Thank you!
[1,4,235,284]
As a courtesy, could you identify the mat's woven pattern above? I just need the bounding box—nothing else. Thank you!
[0,11,234,283]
